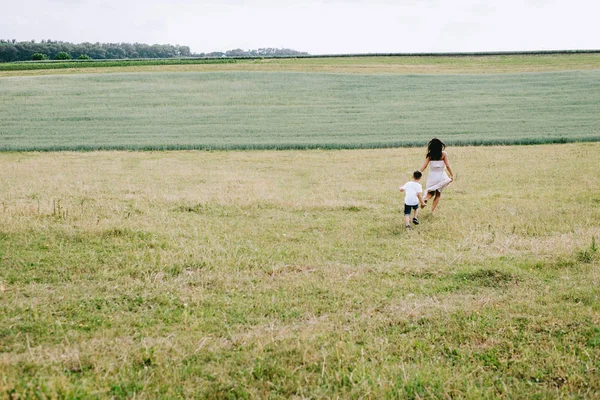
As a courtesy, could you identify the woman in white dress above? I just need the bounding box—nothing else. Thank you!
[419,138,454,214]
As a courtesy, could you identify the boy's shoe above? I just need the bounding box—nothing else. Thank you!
[405,224,411,230]
[412,218,419,225]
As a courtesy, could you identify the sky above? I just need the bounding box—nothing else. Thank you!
[4,0,600,55]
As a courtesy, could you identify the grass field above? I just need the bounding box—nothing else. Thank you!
[1,70,599,151]
[1,53,599,398]
[1,143,599,398]
[1,54,600,77]
[0,58,236,72]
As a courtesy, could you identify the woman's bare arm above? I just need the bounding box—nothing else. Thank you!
[443,152,454,180]
[419,157,430,173]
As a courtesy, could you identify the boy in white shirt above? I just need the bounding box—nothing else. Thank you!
[399,171,426,229]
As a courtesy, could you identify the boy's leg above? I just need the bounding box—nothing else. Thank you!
[403,204,411,228]
[413,206,420,225]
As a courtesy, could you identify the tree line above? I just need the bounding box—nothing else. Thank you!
[0,40,309,62]
[218,48,309,58]
[0,40,192,62]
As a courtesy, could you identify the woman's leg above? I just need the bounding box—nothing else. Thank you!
[424,191,434,204]
[431,191,442,213]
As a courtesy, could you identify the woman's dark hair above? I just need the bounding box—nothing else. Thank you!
[426,138,446,161]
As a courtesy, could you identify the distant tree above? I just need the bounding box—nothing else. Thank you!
[0,43,18,62]
[178,45,191,57]
[105,45,126,59]
[256,48,308,57]
[78,54,91,59]
[225,48,247,57]
[31,53,49,60]
[135,43,151,58]
[219,48,309,58]
[88,44,107,59]
[54,51,72,60]
[121,43,138,58]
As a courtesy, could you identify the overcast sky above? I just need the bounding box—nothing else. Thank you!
[4,0,600,54]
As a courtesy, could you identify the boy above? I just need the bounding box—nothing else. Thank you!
[399,171,426,229]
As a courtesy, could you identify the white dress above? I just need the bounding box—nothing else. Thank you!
[425,160,452,193]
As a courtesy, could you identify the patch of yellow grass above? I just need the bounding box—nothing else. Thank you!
[1,54,599,77]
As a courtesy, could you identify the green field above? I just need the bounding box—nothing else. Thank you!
[2,53,600,76]
[1,55,600,398]
[1,70,599,151]
[1,144,599,398]
[0,58,236,72]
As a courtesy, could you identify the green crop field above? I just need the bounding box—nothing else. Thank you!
[0,58,236,72]
[1,70,599,151]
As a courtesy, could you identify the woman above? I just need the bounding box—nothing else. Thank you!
[419,138,454,214]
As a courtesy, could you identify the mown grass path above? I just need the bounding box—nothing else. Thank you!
[1,70,599,150]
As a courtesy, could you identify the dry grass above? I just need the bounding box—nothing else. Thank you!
[1,53,599,77]
[1,143,599,398]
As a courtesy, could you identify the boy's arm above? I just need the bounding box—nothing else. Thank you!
[417,192,425,207]
[399,183,405,192]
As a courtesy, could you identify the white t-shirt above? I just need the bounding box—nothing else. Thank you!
[401,181,423,206]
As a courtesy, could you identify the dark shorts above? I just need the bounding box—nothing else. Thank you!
[404,203,418,215]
